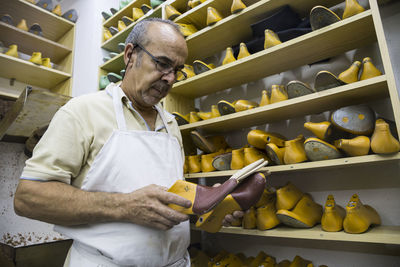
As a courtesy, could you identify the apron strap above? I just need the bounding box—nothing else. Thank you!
[112,86,127,131]
[154,104,172,134]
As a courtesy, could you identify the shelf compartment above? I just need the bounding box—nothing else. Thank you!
[103,0,150,28]
[100,52,125,73]
[172,10,375,97]
[184,0,344,63]
[0,53,71,89]
[179,76,388,134]
[0,0,74,43]
[0,22,72,63]
[190,225,400,245]
[101,4,164,52]
[184,152,400,179]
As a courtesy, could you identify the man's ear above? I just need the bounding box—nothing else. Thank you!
[124,43,136,66]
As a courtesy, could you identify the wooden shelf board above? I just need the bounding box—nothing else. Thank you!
[101,4,164,52]
[100,52,125,73]
[0,53,71,89]
[0,22,71,63]
[190,225,400,245]
[184,153,400,179]
[0,0,74,43]
[179,76,388,134]
[103,0,149,28]
[184,0,344,62]
[173,11,375,97]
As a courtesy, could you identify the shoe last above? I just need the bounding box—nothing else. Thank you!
[304,121,332,140]
[304,137,342,161]
[29,52,42,65]
[331,105,375,135]
[276,259,291,267]
[209,251,229,267]
[275,181,303,210]
[265,143,285,165]
[197,111,213,120]
[286,80,315,98]
[99,75,110,90]
[231,0,246,14]
[62,9,78,23]
[189,111,202,123]
[270,84,288,103]
[5,44,19,58]
[343,0,365,19]
[177,23,198,37]
[107,72,122,83]
[196,172,266,233]
[217,100,236,115]
[243,206,257,229]
[310,6,341,31]
[283,135,307,164]
[37,0,53,11]
[110,7,118,15]
[360,57,382,80]
[371,118,400,154]
[29,23,43,36]
[244,147,268,166]
[321,194,345,232]
[172,112,189,125]
[234,99,259,112]
[230,148,244,170]
[17,19,28,31]
[118,20,127,31]
[237,43,251,59]
[150,0,163,8]
[0,14,14,26]
[247,129,287,149]
[214,253,243,267]
[41,58,52,68]
[104,29,112,41]
[132,7,145,20]
[201,153,217,172]
[222,47,236,65]
[260,90,270,106]
[264,29,282,49]
[211,105,221,118]
[102,11,111,20]
[343,194,381,234]
[314,70,345,91]
[165,5,181,20]
[206,7,223,26]
[183,156,189,173]
[190,130,229,153]
[256,200,280,230]
[52,4,62,16]
[212,152,232,171]
[334,135,370,156]
[249,251,269,267]
[290,255,312,267]
[255,186,275,207]
[121,16,134,26]
[193,60,215,75]
[109,26,119,36]
[259,256,276,267]
[276,194,323,228]
[338,61,361,84]
[141,4,152,14]
[188,154,201,173]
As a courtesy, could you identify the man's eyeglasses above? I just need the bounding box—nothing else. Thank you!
[133,43,184,78]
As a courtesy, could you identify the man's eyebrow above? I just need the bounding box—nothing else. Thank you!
[155,55,174,64]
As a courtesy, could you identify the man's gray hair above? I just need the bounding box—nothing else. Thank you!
[124,18,182,47]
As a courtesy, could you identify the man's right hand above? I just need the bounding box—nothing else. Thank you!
[121,184,192,230]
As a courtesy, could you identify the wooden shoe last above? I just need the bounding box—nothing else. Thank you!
[321,195,345,232]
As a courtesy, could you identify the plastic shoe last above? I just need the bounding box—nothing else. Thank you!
[277,194,323,228]
[0,14,14,26]
[331,105,375,135]
[166,5,181,20]
[207,7,223,26]
[212,152,232,171]
[109,26,119,36]
[286,80,315,98]
[62,9,78,23]
[217,100,236,115]
[343,194,381,234]
[29,23,43,36]
[177,23,198,37]
[208,251,229,267]
[275,181,303,210]
[360,57,382,80]
[5,45,19,58]
[118,42,126,53]
[17,19,28,31]
[102,11,112,20]
[196,172,266,233]
[231,148,244,170]
[257,199,280,230]
[338,61,361,84]
[150,0,163,8]
[121,16,134,27]
[41,58,52,68]
[190,130,228,153]
[321,194,345,232]
[213,253,243,267]
[247,129,287,149]
[191,249,210,267]
[304,121,332,141]
[197,108,217,120]
[310,6,341,31]
[132,7,145,20]
[289,255,312,267]
[36,0,53,11]
[244,147,268,166]
[234,99,259,112]
[314,70,345,91]
[343,0,365,19]
[231,0,246,14]
[99,75,110,90]
[104,29,113,41]
[52,4,62,16]
[283,135,307,164]
[188,155,201,173]
[270,84,288,103]
[237,43,251,59]
[277,259,291,267]
[242,206,257,229]
[222,47,236,65]
[264,29,282,49]
[119,0,131,10]
[141,4,152,14]
[29,52,42,65]
[334,136,370,156]
[260,90,270,106]
[110,7,119,15]
[265,143,285,165]
[201,153,218,172]
[118,20,127,32]
[189,111,202,123]
[107,72,122,83]
[304,137,342,161]
[259,256,276,267]
[172,112,189,125]
[248,251,268,267]
[371,118,400,154]
[193,60,215,74]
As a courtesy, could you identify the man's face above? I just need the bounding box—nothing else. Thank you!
[122,23,188,108]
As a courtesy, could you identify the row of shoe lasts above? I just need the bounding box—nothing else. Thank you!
[103,43,126,63]
[3,44,52,68]
[229,181,380,234]
[0,14,43,36]
[310,0,366,31]
[103,5,154,41]
[191,248,325,267]
[27,0,78,23]
[99,70,125,90]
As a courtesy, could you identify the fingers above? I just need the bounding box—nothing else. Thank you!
[232,210,244,219]
[158,190,192,208]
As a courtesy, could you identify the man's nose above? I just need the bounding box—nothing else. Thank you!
[161,71,176,85]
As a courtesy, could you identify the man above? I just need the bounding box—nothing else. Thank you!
[14,18,242,266]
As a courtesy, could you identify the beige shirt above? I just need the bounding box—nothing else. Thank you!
[21,83,184,188]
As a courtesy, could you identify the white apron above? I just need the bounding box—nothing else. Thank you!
[55,86,190,267]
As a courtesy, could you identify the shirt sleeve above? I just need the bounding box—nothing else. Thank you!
[21,107,90,184]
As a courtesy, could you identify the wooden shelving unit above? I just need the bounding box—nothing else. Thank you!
[191,225,400,245]
[0,0,75,96]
